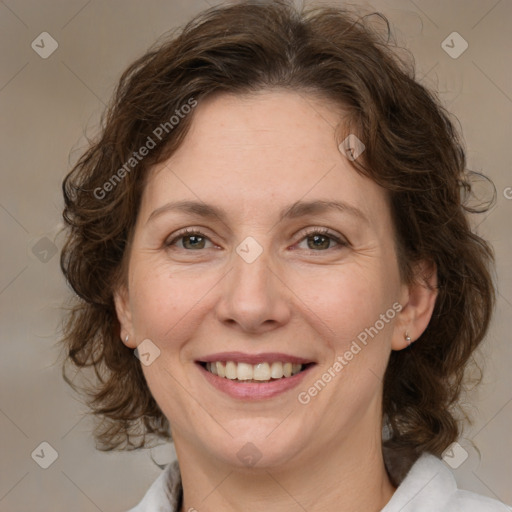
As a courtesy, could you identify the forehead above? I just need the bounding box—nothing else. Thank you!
[140,90,387,225]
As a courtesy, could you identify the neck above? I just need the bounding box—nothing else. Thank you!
[175,422,396,512]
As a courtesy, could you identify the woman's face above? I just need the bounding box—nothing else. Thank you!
[116,90,412,469]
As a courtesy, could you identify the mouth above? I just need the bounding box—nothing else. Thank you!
[195,352,316,399]
[197,360,314,383]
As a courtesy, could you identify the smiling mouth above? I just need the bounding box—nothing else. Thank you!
[198,361,314,383]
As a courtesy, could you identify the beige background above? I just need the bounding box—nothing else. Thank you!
[1,0,511,510]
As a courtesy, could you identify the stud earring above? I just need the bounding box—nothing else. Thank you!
[404,332,412,344]
[125,335,129,343]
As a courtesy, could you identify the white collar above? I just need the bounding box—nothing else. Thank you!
[127,452,508,511]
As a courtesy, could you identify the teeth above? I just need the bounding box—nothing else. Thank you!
[270,361,283,379]
[225,361,237,379]
[205,361,304,381]
[253,362,270,381]
[237,362,253,381]
[216,361,225,377]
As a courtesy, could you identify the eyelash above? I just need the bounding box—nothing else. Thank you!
[165,227,348,252]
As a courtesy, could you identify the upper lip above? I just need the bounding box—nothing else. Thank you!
[197,352,315,365]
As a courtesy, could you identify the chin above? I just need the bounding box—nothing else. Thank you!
[207,423,308,471]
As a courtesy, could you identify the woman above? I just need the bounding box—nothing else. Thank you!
[60,1,508,511]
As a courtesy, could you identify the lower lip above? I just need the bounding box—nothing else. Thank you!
[197,363,315,400]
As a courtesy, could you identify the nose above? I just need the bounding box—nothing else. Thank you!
[214,241,292,334]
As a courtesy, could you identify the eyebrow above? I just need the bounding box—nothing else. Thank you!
[146,199,369,226]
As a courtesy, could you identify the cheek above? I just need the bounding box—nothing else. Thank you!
[128,263,209,344]
[289,265,397,432]
[289,260,397,350]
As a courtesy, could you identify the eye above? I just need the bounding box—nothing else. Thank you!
[165,228,215,250]
[296,228,348,251]
[165,227,349,252]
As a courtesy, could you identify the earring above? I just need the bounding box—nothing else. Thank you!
[404,332,412,344]
[125,335,129,343]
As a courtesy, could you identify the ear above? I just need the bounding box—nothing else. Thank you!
[114,284,137,349]
[392,259,438,350]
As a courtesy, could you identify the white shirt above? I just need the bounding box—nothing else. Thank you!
[126,453,510,511]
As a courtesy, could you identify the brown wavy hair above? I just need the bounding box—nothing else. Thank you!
[60,0,496,466]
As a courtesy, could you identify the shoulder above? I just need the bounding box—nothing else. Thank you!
[448,488,511,511]
[382,453,510,512]
[124,459,182,512]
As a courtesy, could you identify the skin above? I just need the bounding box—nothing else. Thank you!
[115,90,437,512]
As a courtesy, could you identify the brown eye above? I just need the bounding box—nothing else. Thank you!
[166,229,213,250]
[307,234,332,250]
[297,228,348,251]
[181,233,206,250]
